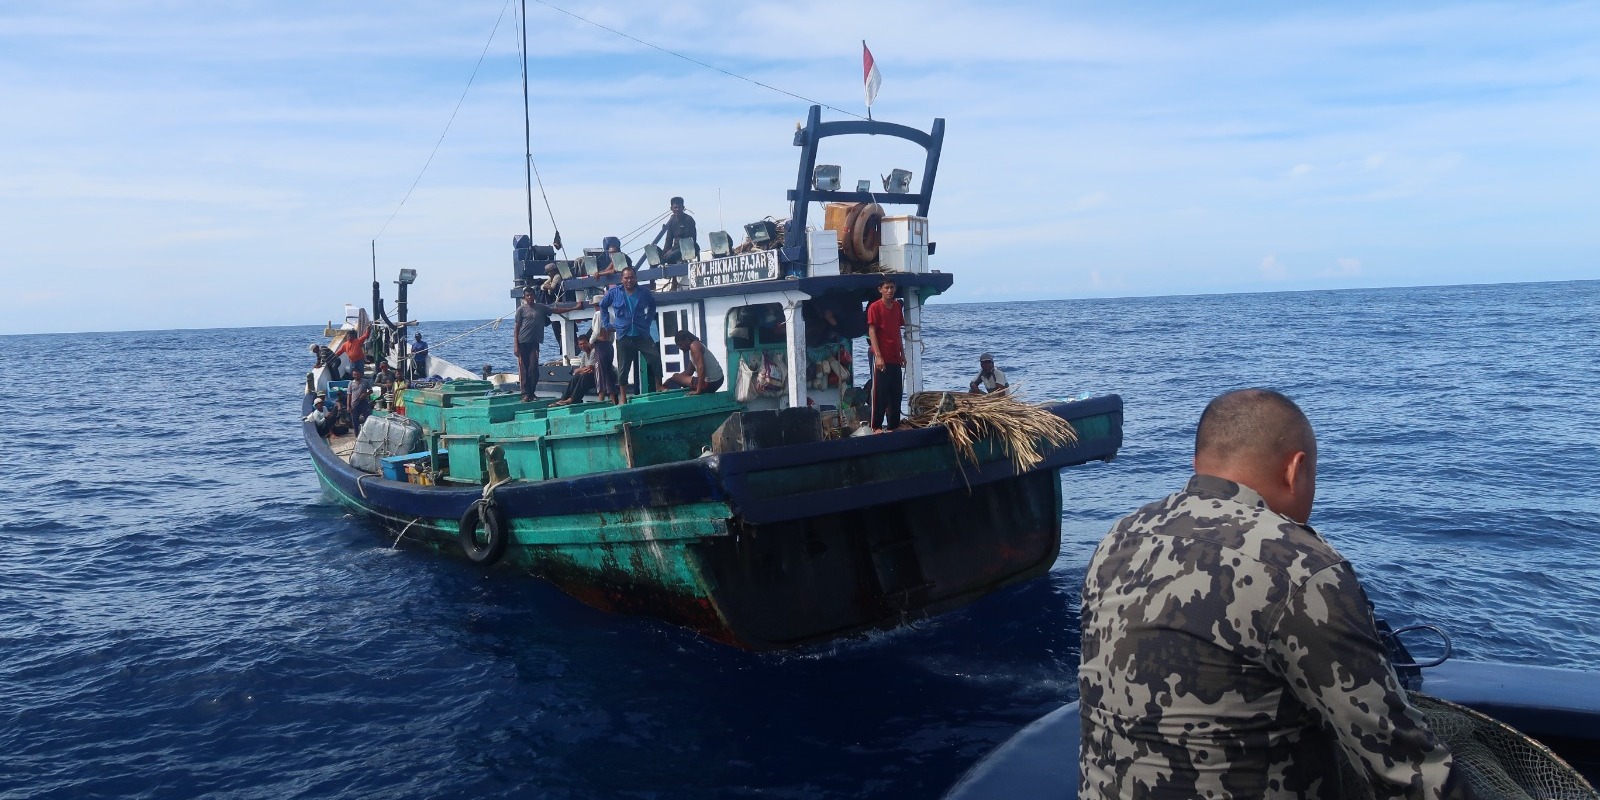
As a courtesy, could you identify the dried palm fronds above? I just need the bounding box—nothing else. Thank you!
[906,387,1079,474]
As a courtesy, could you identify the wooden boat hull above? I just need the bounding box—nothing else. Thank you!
[306,394,1123,650]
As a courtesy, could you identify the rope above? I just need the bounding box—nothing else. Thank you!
[482,477,511,500]
[390,517,420,549]
[530,157,564,258]
[527,0,866,121]
[621,210,672,250]
[420,313,514,355]
[373,0,515,243]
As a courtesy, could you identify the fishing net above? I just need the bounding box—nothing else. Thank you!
[904,389,1077,474]
[1340,692,1598,800]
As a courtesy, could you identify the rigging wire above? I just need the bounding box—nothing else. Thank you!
[527,0,866,121]
[373,0,515,243]
[620,210,671,249]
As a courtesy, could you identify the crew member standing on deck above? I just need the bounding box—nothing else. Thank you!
[515,286,584,402]
[333,326,370,378]
[1079,388,1475,800]
[866,278,906,432]
[599,266,664,394]
[411,332,429,378]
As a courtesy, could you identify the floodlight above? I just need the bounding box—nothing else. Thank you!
[856,179,871,193]
[709,230,734,258]
[744,220,778,244]
[644,244,664,267]
[882,168,913,194]
[581,255,598,274]
[813,164,841,192]
[680,240,700,263]
[397,268,417,285]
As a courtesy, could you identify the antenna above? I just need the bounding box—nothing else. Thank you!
[520,0,535,246]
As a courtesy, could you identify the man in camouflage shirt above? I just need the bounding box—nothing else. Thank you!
[1079,389,1472,799]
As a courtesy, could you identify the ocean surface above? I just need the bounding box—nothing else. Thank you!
[3,280,1597,799]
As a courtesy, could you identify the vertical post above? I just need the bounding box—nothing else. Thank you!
[784,299,805,409]
[396,279,410,377]
[903,291,924,396]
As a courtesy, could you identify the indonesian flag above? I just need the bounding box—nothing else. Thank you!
[863,41,882,108]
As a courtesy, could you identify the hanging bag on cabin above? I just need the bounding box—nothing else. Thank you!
[736,354,761,402]
[757,352,786,397]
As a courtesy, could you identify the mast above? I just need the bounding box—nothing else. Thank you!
[520,0,534,245]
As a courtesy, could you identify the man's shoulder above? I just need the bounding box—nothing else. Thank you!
[1107,480,1344,577]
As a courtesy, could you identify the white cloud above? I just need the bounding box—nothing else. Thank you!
[1261,254,1287,281]
[1,1,1598,332]
[1320,257,1363,278]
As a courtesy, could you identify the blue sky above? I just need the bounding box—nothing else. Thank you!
[1,1,1595,335]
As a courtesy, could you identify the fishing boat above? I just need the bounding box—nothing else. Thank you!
[301,101,1124,651]
[942,626,1600,798]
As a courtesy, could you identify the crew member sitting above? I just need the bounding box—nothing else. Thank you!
[374,361,397,393]
[654,197,697,263]
[969,353,1009,394]
[666,330,724,395]
[551,332,597,406]
[304,395,348,438]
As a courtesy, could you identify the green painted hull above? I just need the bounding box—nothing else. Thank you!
[308,392,1124,650]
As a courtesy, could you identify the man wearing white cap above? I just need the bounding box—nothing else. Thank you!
[969,353,1009,395]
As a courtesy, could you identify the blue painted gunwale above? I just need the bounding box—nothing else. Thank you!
[301,393,1122,529]
[941,659,1600,799]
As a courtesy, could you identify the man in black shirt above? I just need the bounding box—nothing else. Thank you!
[657,196,697,263]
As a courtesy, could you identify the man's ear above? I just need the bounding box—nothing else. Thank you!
[1283,450,1308,495]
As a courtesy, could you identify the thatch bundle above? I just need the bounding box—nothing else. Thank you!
[905,388,1079,474]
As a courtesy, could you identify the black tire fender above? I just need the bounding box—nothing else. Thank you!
[458,499,508,566]
[844,202,884,263]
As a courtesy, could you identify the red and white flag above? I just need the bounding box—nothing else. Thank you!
[863,41,882,108]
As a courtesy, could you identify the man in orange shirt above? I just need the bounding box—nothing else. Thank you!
[866,278,905,431]
[333,326,371,378]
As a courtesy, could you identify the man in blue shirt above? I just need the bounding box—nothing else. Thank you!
[411,332,429,379]
[599,266,663,393]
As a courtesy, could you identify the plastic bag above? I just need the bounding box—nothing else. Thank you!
[757,352,786,396]
[736,354,760,402]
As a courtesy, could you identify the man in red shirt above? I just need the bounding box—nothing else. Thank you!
[866,278,906,431]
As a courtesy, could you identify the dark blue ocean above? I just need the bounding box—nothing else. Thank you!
[3,280,1598,799]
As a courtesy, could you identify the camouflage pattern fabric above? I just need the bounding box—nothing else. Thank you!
[1079,474,1469,799]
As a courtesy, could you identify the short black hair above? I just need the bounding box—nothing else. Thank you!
[577,331,592,341]
[670,196,684,206]
[1195,388,1315,463]
[673,330,698,344]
